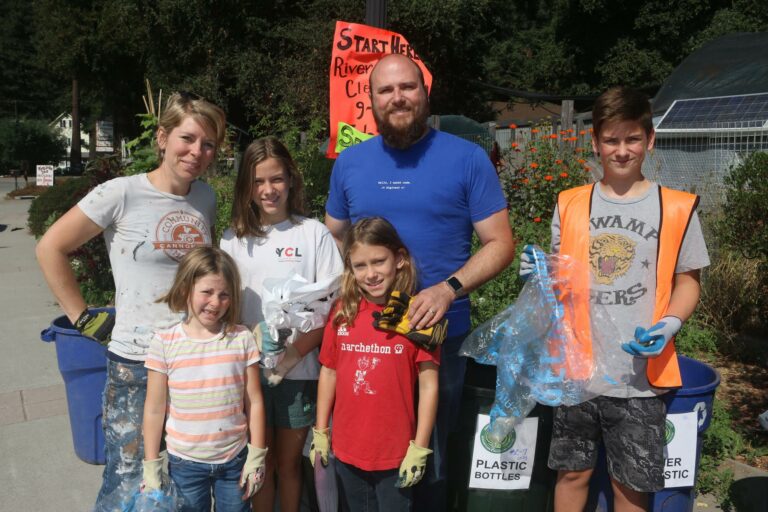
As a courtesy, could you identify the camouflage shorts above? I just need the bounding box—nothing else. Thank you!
[548,395,666,492]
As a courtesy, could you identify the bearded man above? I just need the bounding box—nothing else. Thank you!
[324,53,515,510]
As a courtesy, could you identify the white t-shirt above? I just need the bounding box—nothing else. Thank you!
[78,174,216,360]
[219,217,343,380]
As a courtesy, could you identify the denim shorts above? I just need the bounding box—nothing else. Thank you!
[548,395,666,492]
[168,447,250,512]
[262,378,317,429]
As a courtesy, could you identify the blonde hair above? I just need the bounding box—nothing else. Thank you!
[334,217,416,327]
[158,246,242,332]
[230,137,306,238]
[156,92,227,160]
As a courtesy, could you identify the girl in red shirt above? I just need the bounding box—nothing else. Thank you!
[312,217,439,511]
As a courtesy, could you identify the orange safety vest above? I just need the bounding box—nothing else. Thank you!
[557,183,700,388]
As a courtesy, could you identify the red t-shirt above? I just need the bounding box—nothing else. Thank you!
[319,299,440,471]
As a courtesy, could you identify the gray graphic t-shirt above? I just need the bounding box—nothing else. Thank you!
[551,182,710,397]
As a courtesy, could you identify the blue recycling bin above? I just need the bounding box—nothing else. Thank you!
[587,355,720,512]
[40,308,111,465]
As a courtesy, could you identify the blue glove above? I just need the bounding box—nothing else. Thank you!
[519,244,547,281]
[621,316,682,357]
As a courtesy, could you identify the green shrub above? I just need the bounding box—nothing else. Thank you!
[716,152,768,260]
[29,156,121,306]
[674,316,719,361]
[502,126,593,223]
[697,396,744,506]
[27,176,91,237]
[206,174,236,245]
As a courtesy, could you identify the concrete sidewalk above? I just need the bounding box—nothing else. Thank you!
[0,178,102,511]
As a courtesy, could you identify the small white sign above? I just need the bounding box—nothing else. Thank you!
[36,165,54,186]
[469,414,538,490]
[663,412,697,488]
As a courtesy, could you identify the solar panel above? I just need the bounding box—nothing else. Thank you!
[657,93,768,130]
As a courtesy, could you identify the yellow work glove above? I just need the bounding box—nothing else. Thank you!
[309,427,331,468]
[74,309,115,346]
[372,291,448,352]
[141,457,164,491]
[396,441,432,488]
[239,444,267,499]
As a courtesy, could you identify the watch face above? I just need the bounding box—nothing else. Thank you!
[447,277,462,292]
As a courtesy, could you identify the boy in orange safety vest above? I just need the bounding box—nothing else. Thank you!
[519,86,709,512]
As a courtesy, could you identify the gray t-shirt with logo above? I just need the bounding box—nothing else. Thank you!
[551,182,710,397]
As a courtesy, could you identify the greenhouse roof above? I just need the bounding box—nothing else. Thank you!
[652,32,768,115]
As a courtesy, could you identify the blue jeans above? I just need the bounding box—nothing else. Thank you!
[94,358,148,511]
[169,447,251,512]
[413,332,468,511]
[335,459,411,512]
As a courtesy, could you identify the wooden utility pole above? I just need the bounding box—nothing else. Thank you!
[365,0,387,28]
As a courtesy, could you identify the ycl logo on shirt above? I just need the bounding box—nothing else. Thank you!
[663,412,697,487]
[469,414,538,490]
[275,247,303,259]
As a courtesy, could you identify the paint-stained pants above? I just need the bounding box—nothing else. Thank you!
[93,358,148,511]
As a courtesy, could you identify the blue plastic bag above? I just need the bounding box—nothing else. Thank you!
[461,247,629,441]
[96,475,183,512]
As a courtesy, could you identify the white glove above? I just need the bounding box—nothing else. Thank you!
[263,344,303,387]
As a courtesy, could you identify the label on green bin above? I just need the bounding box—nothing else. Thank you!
[663,412,696,487]
[469,414,538,490]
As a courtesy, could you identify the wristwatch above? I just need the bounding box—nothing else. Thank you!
[444,276,464,297]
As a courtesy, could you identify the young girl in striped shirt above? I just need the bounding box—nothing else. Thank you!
[142,247,268,511]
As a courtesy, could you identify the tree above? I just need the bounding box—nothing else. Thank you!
[0,118,66,174]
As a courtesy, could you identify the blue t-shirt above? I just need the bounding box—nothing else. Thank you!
[326,129,507,335]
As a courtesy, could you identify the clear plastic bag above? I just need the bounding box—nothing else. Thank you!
[96,476,183,512]
[461,247,630,441]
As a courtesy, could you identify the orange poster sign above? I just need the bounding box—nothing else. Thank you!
[327,21,432,158]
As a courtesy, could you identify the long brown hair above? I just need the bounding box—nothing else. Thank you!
[334,217,416,327]
[230,137,306,238]
[158,246,242,333]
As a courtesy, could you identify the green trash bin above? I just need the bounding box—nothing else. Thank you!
[447,364,557,511]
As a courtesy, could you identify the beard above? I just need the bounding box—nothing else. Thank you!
[373,100,430,150]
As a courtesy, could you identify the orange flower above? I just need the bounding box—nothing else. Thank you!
[579,130,586,135]
[530,162,539,169]
[575,147,584,152]
[566,128,574,133]
[530,147,537,153]
[584,166,591,172]
[531,128,540,134]
[577,158,586,164]
[544,175,553,181]
[509,123,518,129]
[522,178,529,184]
[550,134,558,139]
[555,159,563,165]
[511,141,519,148]
[533,217,542,223]
[560,172,569,178]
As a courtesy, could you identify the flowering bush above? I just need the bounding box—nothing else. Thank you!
[502,125,595,224]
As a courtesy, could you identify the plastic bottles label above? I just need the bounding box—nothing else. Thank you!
[469,414,538,490]
[662,412,697,487]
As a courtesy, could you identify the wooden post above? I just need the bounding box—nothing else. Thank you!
[560,99,574,147]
